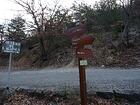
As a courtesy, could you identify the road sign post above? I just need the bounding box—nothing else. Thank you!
[75,35,94,105]
[2,41,21,89]
[8,53,12,88]
[78,58,87,105]
[66,14,94,105]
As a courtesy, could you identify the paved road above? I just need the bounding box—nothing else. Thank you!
[0,68,140,94]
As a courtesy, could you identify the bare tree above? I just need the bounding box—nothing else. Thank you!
[14,0,47,60]
[120,0,135,47]
[133,0,140,28]
[14,0,69,60]
[0,25,4,42]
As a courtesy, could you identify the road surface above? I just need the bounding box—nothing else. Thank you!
[0,68,140,94]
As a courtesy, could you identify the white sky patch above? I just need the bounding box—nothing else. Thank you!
[0,0,25,24]
[0,0,100,24]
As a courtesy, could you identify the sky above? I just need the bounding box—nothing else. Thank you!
[0,0,100,24]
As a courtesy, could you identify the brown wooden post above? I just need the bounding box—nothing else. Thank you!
[78,58,87,105]
[66,15,94,105]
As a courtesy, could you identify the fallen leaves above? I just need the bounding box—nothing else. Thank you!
[2,90,140,105]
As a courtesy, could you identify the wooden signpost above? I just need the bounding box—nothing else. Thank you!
[66,24,94,105]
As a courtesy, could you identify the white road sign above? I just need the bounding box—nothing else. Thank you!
[2,41,21,53]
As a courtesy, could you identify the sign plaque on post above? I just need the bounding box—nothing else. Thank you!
[76,48,92,58]
[80,60,88,66]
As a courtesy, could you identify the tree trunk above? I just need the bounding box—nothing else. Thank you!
[123,20,130,47]
[39,36,47,60]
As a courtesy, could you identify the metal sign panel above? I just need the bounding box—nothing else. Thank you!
[76,48,92,58]
[72,35,94,49]
[2,41,21,53]
[66,24,86,39]
[76,35,94,47]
